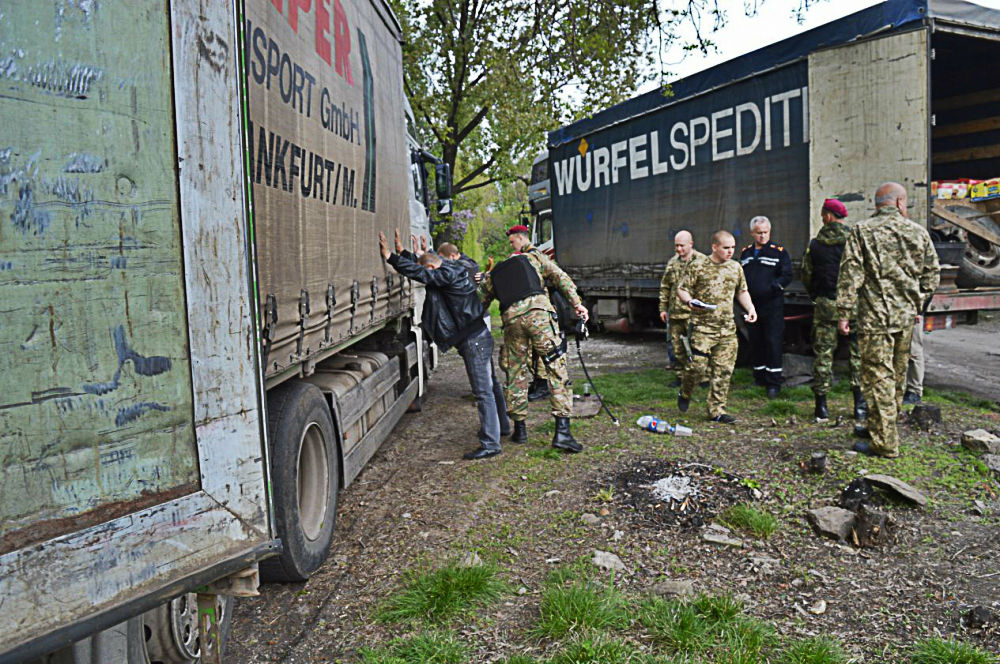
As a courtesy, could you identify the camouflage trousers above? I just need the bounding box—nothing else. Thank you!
[681,326,738,418]
[811,320,861,395]
[859,329,912,457]
[668,317,691,372]
[500,309,572,419]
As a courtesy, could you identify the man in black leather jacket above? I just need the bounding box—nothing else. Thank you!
[380,231,508,460]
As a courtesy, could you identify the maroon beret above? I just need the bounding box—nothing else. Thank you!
[822,198,847,218]
[506,224,530,236]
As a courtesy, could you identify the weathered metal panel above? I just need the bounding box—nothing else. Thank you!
[172,0,269,523]
[0,0,269,657]
[0,1,199,551]
[808,30,930,234]
[244,0,412,380]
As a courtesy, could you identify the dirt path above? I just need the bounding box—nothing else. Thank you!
[229,331,1000,663]
[921,316,1000,403]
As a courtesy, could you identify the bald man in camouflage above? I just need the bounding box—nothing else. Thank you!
[659,230,704,382]
[479,225,589,453]
[836,182,940,458]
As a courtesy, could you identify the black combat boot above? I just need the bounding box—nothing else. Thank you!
[814,394,829,422]
[510,419,527,444]
[852,387,868,421]
[552,416,582,453]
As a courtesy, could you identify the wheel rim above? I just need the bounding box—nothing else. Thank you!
[167,594,201,661]
[297,421,330,541]
[966,233,1000,270]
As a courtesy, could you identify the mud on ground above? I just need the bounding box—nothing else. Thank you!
[230,332,1000,663]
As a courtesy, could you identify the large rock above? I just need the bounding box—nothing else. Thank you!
[961,429,1000,455]
[807,506,856,541]
[863,474,927,507]
[702,530,744,548]
[650,579,695,597]
[591,549,627,573]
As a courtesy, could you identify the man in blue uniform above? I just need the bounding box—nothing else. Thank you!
[739,215,793,398]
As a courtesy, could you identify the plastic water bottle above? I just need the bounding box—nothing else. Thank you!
[636,415,672,434]
[636,415,694,436]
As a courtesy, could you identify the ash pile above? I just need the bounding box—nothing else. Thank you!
[614,459,759,530]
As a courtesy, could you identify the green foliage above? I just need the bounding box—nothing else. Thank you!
[586,369,669,408]
[909,638,995,664]
[719,504,779,539]
[638,597,713,654]
[535,580,629,639]
[778,637,850,664]
[761,399,800,417]
[547,634,651,664]
[376,562,505,625]
[359,631,467,664]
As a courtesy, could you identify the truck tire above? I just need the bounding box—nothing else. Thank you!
[142,594,232,664]
[957,226,1000,288]
[260,381,339,582]
[946,205,1000,288]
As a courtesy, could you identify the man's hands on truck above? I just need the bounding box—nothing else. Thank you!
[378,231,391,260]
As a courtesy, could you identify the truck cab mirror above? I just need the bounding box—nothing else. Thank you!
[435,163,452,214]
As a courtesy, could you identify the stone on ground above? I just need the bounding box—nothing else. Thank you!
[961,429,1000,455]
[807,506,856,541]
[863,474,928,507]
[591,549,627,572]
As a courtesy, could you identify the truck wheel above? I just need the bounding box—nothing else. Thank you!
[260,381,339,582]
[947,205,1000,288]
[141,594,232,664]
[957,227,1000,288]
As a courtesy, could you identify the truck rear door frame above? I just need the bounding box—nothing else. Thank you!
[0,2,272,661]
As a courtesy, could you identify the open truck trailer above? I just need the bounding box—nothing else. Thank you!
[0,0,445,661]
[545,0,1000,336]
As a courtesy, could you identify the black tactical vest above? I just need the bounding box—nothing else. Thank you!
[807,238,845,300]
[491,254,545,312]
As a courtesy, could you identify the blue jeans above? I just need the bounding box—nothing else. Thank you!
[457,326,507,450]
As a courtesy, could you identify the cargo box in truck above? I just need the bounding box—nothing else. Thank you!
[0,0,442,661]
[547,0,1000,334]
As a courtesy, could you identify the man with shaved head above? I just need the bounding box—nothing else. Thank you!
[836,182,940,458]
[658,230,704,380]
[677,230,757,423]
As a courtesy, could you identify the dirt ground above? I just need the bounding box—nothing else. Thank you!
[229,325,1000,663]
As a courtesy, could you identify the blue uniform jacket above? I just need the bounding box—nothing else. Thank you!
[739,241,792,305]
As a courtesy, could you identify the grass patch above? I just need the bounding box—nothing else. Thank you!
[547,634,652,664]
[587,369,672,408]
[637,597,714,655]
[909,638,995,664]
[718,504,779,539]
[527,447,563,460]
[358,631,467,664]
[761,399,800,417]
[923,386,1000,414]
[535,580,629,639]
[376,562,505,625]
[778,636,850,663]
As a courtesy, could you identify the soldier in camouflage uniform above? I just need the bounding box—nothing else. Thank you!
[801,198,866,422]
[677,230,758,423]
[480,225,589,453]
[836,183,940,458]
[659,230,704,382]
